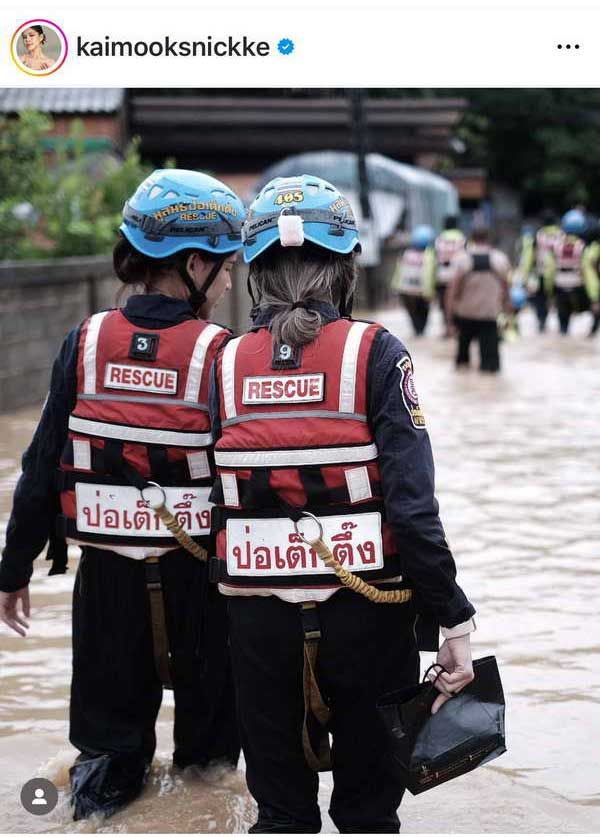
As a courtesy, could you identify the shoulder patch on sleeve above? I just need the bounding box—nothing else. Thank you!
[396,356,426,429]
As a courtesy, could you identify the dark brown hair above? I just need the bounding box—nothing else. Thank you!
[113,234,222,302]
[25,25,46,43]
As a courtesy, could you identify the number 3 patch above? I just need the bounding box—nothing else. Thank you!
[396,357,426,429]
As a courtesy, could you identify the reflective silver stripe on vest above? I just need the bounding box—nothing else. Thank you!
[222,409,367,428]
[184,324,224,403]
[69,415,213,447]
[339,321,370,413]
[222,335,243,420]
[214,442,378,468]
[83,311,110,394]
[78,393,208,410]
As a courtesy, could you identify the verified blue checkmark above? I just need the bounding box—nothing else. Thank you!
[278,38,295,55]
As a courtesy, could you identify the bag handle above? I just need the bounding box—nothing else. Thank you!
[423,663,448,687]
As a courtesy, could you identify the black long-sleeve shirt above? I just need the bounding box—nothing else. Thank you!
[2,296,475,641]
[0,294,199,593]
[208,303,475,636]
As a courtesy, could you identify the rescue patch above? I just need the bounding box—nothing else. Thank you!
[242,373,324,405]
[104,363,178,395]
[129,332,159,360]
[396,357,426,429]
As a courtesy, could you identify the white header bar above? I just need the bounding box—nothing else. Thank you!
[1,6,595,86]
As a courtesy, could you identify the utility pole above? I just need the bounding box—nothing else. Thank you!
[349,89,379,310]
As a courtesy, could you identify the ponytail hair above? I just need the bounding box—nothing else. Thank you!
[249,242,357,347]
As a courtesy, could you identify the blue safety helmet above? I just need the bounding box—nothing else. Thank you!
[242,175,360,263]
[410,224,435,250]
[510,285,528,310]
[120,169,246,259]
[561,209,586,237]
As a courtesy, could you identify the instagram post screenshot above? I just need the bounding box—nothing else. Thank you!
[0,2,599,834]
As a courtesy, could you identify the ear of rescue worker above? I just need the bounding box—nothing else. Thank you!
[188,251,238,319]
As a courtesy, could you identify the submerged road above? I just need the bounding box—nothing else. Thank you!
[0,305,599,832]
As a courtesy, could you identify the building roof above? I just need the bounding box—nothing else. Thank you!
[130,95,467,165]
[0,88,124,114]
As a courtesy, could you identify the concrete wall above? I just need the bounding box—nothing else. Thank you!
[0,256,252,414]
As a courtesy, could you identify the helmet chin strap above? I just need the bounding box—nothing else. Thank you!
[178,257,225,315]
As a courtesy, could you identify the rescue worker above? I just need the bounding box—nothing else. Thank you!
[209,175,476,833]
[390,224,436,336]
[580,219,600,337]
[519,212,561,332]
[546,209,592,334]
[434,215,466,336]
[0,169,245,819]
[445,223,511,373]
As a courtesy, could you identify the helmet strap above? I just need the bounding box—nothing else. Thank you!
[178,256,225,315]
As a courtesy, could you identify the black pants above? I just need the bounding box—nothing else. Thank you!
[455,316,500,372]
[555,286,590,334]
[530,278,548,331]
[400,294,430,336]
[228,591,420,833]
[70,547,239,810]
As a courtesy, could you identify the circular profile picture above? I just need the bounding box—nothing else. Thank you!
[10,19,68,76]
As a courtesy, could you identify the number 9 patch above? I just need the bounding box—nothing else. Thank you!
[396,356,426,428]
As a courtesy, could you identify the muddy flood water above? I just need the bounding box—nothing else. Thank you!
[0,306,599,833]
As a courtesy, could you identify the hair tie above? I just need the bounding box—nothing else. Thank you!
[290,300,310,311]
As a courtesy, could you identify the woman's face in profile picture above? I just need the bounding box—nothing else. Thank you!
[22,28,44,53]
[19,25,56,70]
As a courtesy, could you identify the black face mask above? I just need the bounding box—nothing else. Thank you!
[178,257,225,315]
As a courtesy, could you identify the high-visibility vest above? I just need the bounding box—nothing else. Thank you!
[58,308,228,557]
[554,235,585,289]
[211,319,405,603]
[535,226,561,275]
[435,230,466,285]
[394,248,428,295]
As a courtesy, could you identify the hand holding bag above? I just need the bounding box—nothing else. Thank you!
[377,655,506,795]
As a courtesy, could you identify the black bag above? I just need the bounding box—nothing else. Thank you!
[377,655,506,795]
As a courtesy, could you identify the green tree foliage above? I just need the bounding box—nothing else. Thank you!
[373,89,600,213]
[0,111,154,259]
[451,89,600,213]
[0,111,52,259]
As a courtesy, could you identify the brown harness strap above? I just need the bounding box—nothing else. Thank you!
[300,602,332,772]
[144,556,173,690]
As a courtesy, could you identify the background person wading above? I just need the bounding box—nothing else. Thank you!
[434,215,466,337]
[209,174,476,834]
[446,223,512,374]
[546,209,598,334]
[0,169,245,820]
[390,224,436,337]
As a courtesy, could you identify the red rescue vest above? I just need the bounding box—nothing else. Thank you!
[397,248,427,295]
[435,231,466,284]
[211,319,404,602]
[535,227,561,274]
[554,235,584,289]
[58,308,228,557]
